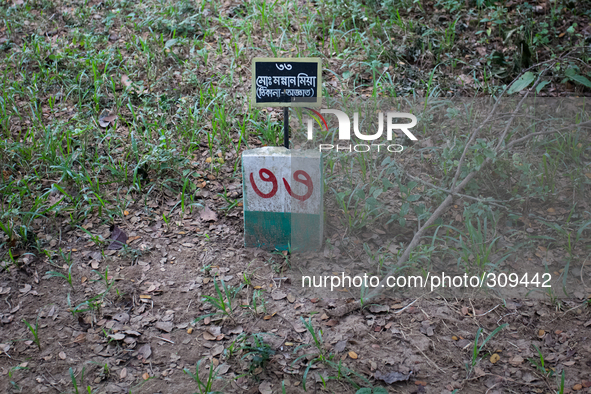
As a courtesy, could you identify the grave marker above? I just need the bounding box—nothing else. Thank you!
[242,147,323,251]
[243,58,323,251]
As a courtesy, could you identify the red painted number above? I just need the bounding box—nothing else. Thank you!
[250,168,313,201]
[250,168,278,199]
[283,170,313,201]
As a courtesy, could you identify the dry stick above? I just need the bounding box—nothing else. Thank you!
[327,69,588,319]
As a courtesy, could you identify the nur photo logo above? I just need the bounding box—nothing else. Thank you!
[304,108,418,153]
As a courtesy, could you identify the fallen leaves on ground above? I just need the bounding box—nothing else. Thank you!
[200,206,218,222]
[98,111,117,128]
[108,225,128,250]
[374,369,412,384]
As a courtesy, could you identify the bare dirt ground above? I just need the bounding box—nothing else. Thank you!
[2,191,591,394]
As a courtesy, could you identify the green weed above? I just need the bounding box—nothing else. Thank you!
[22,317,41,351]
[197,277,243,323]
[465,324,507,378]
[183,358,224,394]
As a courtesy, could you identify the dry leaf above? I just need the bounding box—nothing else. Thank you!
[121,75,131,88]
[108,225,128,250]
[109,333,126,341]
[374,369,411,384]
[334,340,347,353]
[98,112,117,128]
[272,291,286,300]
[137,343,151,360]
[259,381,273,394]
[20,284,31,293]
[200,207,218,222]
[203,331,216,341]
[120,367,127,380]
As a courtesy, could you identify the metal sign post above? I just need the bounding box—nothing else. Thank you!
[283,106,289,149]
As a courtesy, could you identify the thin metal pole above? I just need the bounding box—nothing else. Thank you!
[283,106,289,149]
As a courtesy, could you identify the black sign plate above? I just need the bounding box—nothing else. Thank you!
[251,57,322,107]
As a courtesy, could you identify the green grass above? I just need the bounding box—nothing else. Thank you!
[292,316,372,391]
[196,277,243,323]
[183,358,225,394]
[22,317,41,351]
[465,323,507,378]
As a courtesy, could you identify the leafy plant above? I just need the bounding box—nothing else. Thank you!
[292,316,371,391]
[69,366,92,394]
[183,358,224,394]
[529,344,554,377]
[197,277,243,323]
[22,317,41,351]
[465,324,508,377]
[557,369,565,394]
[46,260,75,289]
[8,364,28,391]
[239,333,276,374]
